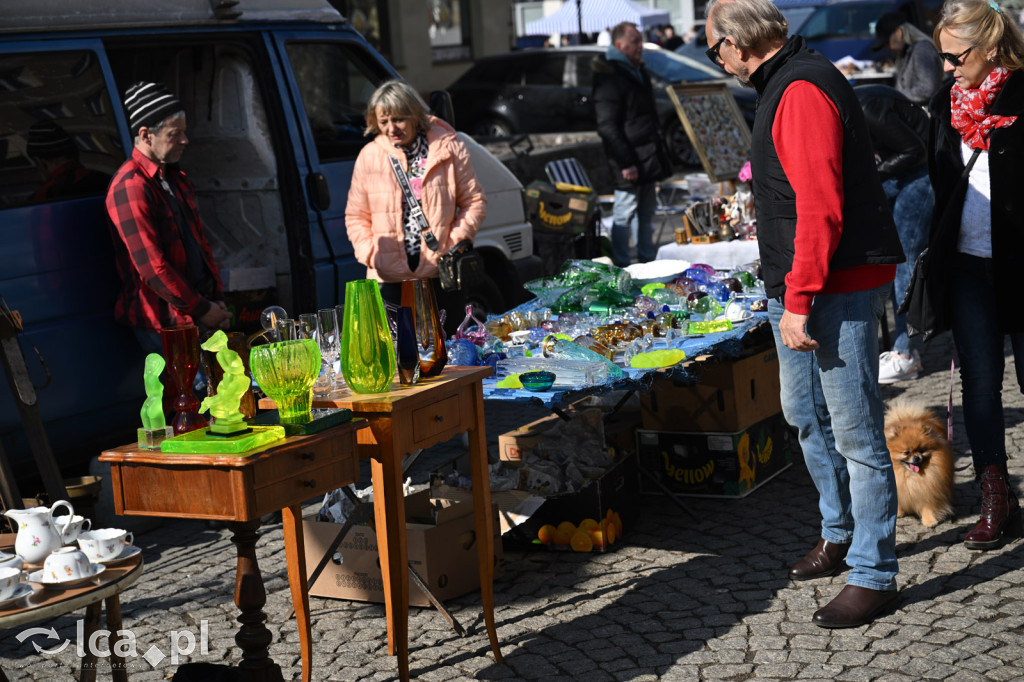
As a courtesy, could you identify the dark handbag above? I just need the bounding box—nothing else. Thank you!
[437,239,485,292]
[388,154,478,291]
[896,149,981,341]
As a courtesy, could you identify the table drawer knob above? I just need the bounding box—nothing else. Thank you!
[300,452,316,461]
[304,479,317,488]
[434,415,444,423]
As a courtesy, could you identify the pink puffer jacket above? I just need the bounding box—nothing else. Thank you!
[345,116,487,282]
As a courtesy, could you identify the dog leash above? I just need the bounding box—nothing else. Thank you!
[947,351,957,444]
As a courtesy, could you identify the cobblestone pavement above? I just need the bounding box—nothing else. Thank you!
[3,329,1024,681]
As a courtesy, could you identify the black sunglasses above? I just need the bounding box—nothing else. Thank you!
[939,46,973,67]
[705,36,727,65]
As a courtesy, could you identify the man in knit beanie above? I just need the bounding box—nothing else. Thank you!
[105,81,231,356]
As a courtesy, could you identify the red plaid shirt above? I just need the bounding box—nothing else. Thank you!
[106,147,223,332]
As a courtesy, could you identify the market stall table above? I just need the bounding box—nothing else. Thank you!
[656,239,761,271]
[99,419,367,682]
[261,365,502,682]
[0,544,143,682]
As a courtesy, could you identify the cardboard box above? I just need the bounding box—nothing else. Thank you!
[302,491,502,607]
[524,180,596,235]
[497,412,565,466]
[640,348,781,432]
[636,413,794,498]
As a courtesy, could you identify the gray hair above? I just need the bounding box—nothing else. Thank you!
[935,0,1024,71]
[706,0,788,51]
[133,110,185,146]
[364,80,432,137]
[611,22,638,44]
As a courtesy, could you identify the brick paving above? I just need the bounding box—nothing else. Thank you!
[3,329,1024,681]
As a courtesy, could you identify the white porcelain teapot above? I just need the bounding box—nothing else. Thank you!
[4,500,75,564]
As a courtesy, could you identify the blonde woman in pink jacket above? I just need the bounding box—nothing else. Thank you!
[345,80,486,325]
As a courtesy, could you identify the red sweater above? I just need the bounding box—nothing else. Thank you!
[773,81,896,315]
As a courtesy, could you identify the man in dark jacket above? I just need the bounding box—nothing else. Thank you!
[592,22,673,267]
[871,11,944,106]
[707,0,903,628]
[856,84,933,383]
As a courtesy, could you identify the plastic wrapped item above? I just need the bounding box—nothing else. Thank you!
[541,335,625,380]
[496,357,609,387]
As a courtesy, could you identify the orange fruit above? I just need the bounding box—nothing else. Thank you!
[553,529,573,546]
[603,519,617,545]
[606,508,615,521]
[589,528,606,550]
[556,520,577,535]
[578,518,599,532]
[570,530,593,552]
[612,512,623,537]
[537,524,558,546]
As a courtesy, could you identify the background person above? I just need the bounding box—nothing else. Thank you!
[928,0,1024,550]
[706,0,904,628]
[872,11,945,105]
[592,22,673,267]
[345,80,486,332]
[106,81,231,356]
[855,84,934,383]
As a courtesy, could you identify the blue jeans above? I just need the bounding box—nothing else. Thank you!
[769,288,898,590]
[883,170,933,356]
[950,253,1024,470]
[611,183,656,267]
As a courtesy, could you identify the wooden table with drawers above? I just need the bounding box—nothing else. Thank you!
[99,419,367,682]
[260,365,502,682]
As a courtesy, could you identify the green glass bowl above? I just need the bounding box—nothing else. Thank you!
[520,370,556,392]
[249,339,321,422]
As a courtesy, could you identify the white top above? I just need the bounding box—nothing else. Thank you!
[958,139,992,258]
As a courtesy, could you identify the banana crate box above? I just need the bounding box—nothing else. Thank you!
[636,413,795,498]
[524,179,596,234]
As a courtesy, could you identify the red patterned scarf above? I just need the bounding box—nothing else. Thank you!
[950,66,1018,150]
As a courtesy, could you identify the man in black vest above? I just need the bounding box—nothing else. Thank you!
[706,0,905,628]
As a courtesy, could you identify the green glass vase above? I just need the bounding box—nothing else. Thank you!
[339,279,397,393]
[249,339,321,422]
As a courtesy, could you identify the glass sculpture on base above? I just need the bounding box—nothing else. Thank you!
[138,352,173,450]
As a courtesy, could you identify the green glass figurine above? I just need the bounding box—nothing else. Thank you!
[199,330,250,435]
[138,353,173,450]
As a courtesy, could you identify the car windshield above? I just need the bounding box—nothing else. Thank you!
[783,6,817,33]
[642,48,721,83]
[799,1,894,40]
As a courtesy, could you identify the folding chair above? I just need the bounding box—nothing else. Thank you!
[653,182,687,246]
[544,157,594,191]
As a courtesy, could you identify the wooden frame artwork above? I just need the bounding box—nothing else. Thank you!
[666,83,752,183]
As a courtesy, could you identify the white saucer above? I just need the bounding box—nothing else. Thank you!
[0,582,37,608]
[98,545,141,566]
[28,564,106,589]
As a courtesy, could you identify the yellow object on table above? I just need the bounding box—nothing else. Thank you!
[629,349,686,369]
[497,374,524,389]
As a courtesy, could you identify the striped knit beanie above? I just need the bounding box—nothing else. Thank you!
[26,121,77,159]
[124,82,184,135]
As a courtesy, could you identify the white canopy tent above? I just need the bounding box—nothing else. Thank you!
[524,0,671,36]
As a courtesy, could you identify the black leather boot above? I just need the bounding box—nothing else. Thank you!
[964,463,1023,550]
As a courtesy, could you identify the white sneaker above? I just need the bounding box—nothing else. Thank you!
[878,350,922,384]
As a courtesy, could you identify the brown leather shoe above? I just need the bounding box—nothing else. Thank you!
[965,464,1023,550]
[812,585,899,628]
[789,538,850,581]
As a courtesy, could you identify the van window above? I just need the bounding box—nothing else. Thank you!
[0,50,119,208]
[285,41,390,162]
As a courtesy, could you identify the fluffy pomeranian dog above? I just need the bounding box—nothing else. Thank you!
[884,400,955,527]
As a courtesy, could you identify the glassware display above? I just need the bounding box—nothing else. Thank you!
[396,306,421,385]
[541,334,624,380]
[333,304,347,390]
[260,305,288,342]
[400,279,447,377]
[250,339,321,422]
[276,318,299,341]
[200,331,256,421]
[496,357,608,387]
[297,313,318,340]
[519,370,556,391]
[315,308,340,396]
[160,325,207,435]
[198,330,251,435]
[339,279,396,393]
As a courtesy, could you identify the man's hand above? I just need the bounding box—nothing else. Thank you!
[199,300,233,330]
[621,165,639,182]
[779,309,818,352]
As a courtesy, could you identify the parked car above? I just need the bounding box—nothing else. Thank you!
[675,0,820,62]
[0,0,540,481]
[446,45,757,167]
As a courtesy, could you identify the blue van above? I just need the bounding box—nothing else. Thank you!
[0,0,538,488]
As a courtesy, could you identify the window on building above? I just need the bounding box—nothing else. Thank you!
[428,0,472,63]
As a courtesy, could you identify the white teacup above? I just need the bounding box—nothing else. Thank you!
[54,514,92,545]
[0,551,25,571]
[78,529,133,563]
[0,566,26,600]
[42,547,93,582]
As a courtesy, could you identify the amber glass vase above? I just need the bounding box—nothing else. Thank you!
[339,279,396,393]
[400,279,447,377]
[160,325,207,435]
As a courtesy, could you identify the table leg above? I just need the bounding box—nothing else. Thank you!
[105,595,128,682]
[370,420,410,682]
[228,520,284,682]
[282,504,312,682]
[80,601,102,682]
[468,382,503,662]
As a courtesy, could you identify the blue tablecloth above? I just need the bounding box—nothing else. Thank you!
[480,311,772,408]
